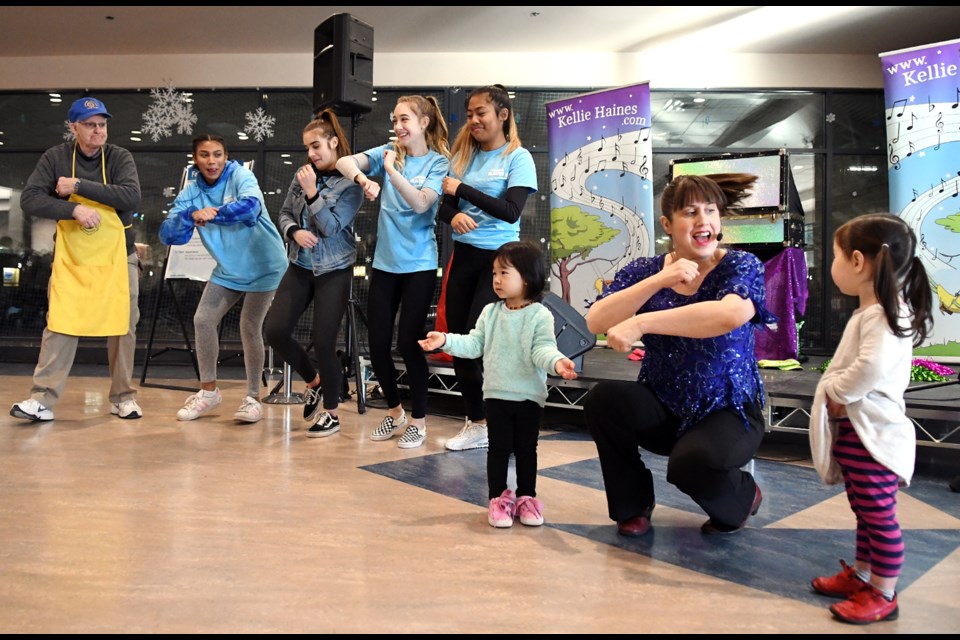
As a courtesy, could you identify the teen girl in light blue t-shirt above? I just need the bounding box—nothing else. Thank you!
[437,85,538,452]
[336,95,450,450]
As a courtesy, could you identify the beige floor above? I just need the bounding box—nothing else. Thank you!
[1,373,958,633]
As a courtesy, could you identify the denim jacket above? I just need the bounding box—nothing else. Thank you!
[276,171,364,275]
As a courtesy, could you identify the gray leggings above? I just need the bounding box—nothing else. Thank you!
[194,281,275,398]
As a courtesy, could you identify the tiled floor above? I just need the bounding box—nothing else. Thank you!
[1,367,958,633]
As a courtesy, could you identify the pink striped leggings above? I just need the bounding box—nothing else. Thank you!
[833,420,904,579]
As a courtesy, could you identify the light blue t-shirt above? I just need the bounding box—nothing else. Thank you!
[451,144,537,250]
[364,143,449,273]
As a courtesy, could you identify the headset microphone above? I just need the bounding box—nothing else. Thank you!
[716,232,724,242]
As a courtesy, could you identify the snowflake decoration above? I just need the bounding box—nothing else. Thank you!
[243,107,276,142]
[141,80,197,142]
[825,113,837,124]
[62,120,76,142]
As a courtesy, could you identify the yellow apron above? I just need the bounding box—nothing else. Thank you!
[47,146,130,336]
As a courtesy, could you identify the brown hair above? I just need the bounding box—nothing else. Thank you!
[660,173,757,220]
[834,213,933,346]
[392,95,450,171]
[304,108,351,159]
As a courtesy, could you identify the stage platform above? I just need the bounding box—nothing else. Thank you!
[360,347,960,450]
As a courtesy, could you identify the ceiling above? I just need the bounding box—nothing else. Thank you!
[1,6,959,58]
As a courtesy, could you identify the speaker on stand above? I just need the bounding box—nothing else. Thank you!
[314,12,375,414]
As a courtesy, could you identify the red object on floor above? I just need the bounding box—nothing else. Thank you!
[432,251,455,363]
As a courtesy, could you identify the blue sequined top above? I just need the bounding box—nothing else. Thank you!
[601,249,776,434]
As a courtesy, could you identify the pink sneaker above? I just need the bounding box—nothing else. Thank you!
[516,495,544,526]
[488,489,516,528]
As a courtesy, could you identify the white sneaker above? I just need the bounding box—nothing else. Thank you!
[445,419,489,451]
[397,424,426,449]
[177,389,222,421]
[111,398,143,419]
[10,398,54,422]
[234,396,263,423]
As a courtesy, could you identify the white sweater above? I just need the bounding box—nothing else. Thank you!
[809,303,916,486]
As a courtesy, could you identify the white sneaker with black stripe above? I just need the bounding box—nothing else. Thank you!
[307,412,340,438]
[10,398,54,422]
[302,385,322,423]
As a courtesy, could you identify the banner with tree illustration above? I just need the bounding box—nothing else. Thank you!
[545,83,654,316]
[880,39,960,359]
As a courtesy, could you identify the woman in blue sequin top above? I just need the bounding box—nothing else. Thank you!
[584,173,776,537]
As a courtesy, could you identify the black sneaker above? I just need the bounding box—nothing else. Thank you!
[303,385,322,423]
[307,412,340,438]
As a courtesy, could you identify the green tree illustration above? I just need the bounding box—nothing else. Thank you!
[551,205,621,303]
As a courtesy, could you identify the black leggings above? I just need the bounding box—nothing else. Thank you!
[486,398,542,499]
[264,264,351,411]
[444,242,499,421]
[583,380,765,528]
[366,268,436,419]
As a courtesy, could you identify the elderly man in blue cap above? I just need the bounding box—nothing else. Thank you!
[10,96,144,422]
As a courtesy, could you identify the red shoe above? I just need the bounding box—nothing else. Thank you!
[617,504,654,537]
[830,586,898,624]
[812,559,869,598]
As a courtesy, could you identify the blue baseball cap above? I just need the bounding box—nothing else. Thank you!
[68,97,112,122]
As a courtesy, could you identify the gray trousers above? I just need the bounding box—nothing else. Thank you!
[30,253,140,408]
[193,281,274,399]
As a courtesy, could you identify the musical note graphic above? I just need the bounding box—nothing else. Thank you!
[928,96,935,112]
[636,127,651,143]
[912,188,919,202]
[952,87,960,109]
[888,143,900,169]
[638,154,649,178]
[577,148,582,165]
[936,112,944,132]
[907,141,915,157]
[611,143,620,162]
[907,112,917,131]
[595,159,607,173]
[889,98,907,118]
[619,161,627,177]
[891,122,900,144]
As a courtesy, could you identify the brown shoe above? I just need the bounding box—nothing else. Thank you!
[617,504,654,537]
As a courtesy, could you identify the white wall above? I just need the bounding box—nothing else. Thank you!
[0,52,883,91]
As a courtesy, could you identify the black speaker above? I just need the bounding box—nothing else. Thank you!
[313,13,374,117]
[541,292,596,372]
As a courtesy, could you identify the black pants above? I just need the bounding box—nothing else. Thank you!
[486,398,542,499]
[264,264,351,411]
[366,268,436,419]
[583,380,765,528]
[444,242,499,421]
